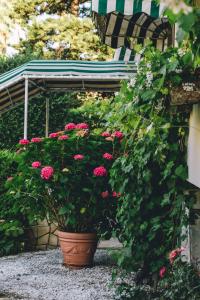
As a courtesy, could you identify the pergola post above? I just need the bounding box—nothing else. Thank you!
[45,98,50,138]
[24,77,29,139]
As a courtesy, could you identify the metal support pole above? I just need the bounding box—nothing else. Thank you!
[45,98,49,138]
[24,77,29,139]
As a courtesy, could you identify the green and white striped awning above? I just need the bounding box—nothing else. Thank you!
[92,0,172,49]
[0,60,136,113]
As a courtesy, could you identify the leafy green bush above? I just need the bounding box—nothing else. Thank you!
[0,150,25,256]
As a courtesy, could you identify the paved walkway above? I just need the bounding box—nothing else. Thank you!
[0,249,117,300]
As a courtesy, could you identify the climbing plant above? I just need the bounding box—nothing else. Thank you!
[106,43,198,281]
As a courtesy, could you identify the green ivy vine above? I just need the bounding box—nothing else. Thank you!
[106,44,198,278]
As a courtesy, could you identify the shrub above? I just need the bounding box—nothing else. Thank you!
[0,150,25,256]
[7,123,123,236]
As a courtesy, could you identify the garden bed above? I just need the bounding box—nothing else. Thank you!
[0,249,116,300]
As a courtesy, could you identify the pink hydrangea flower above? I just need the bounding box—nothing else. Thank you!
[169,247,184,264]
[74,154,84,160]
[19,139,30,145]
[76,123,89,130]
[31,137,42,143]
[41,166,54,180]
[32,161,41,168]
[93,166,107,177]
[112,191,121,198]
[49,132,59,138]
[65,123,76,131]
[58,135,69,141]
[103,153,113,160]
[113,131,124,139]
[101,132,111,137]
[159,266,166,278]
[101,191,109,198]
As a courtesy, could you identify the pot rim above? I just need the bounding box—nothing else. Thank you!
[57,231,97,240]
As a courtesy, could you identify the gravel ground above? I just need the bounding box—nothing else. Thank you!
[0,249,116,300]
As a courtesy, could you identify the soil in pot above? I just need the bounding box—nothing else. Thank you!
[57,231,98,269]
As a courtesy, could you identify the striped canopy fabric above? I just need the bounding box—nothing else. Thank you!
[113,47,141,62]
[92,0,172,50]
[0,60,136,113]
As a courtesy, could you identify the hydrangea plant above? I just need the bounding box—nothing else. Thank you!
[8,123,123,235]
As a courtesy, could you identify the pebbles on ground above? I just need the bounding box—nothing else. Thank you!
[0,249,116,300]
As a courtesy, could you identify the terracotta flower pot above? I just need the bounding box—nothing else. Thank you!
[57,231,98,269]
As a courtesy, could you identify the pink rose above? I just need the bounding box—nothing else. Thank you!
[41,166,54,180]
[19,139,30,145]
[58,135,69,141]
[32,161,41,168]
[93,166,107,177]
[74,154,84,160]
[112,131,124,139]
[159,266,166,278]
[103,153,113,160]
[65,123,76,131]
[101,191,109,198]
[31,137,42,143]
[113,191,121,198]
[101,132,111,137]
[49,132,59,138]
[169,247,184,264]
[76,123,89,130]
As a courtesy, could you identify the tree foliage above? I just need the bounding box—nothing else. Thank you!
[0,0,14,55]
[16,15,112,60]
[11,0,88,23]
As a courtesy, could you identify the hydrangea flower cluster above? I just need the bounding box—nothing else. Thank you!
[31,137,43,143]
[49,133,59,138]
[93,166,107,177]
[65,123,89,131]
[58,135,69,141]
[19,139,30,145]
[101,191,109,198]
[74,154,84,160]
[41,166,54,180]
[65,123,76,131]
[101,132,111,137]
[159,247,185,279]
[103,153,113,160]
[32,161,41,168]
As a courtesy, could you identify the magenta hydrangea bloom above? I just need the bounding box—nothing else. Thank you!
[113,131,124,139]
[31,137,42,143]
[65,123,76,131]
[19,139,30,145]
[41,166,54,180]
[101,132,111,137]
[74,154,84,160]
[76,123,89,130]
[101,191,109,198]
[112,191,121,198]
[159,266,167,279]
[49,132,59,138]
[93,166,107,177]
[58,135,69,141]
[103,153,113,160]
[32,161,41,169]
